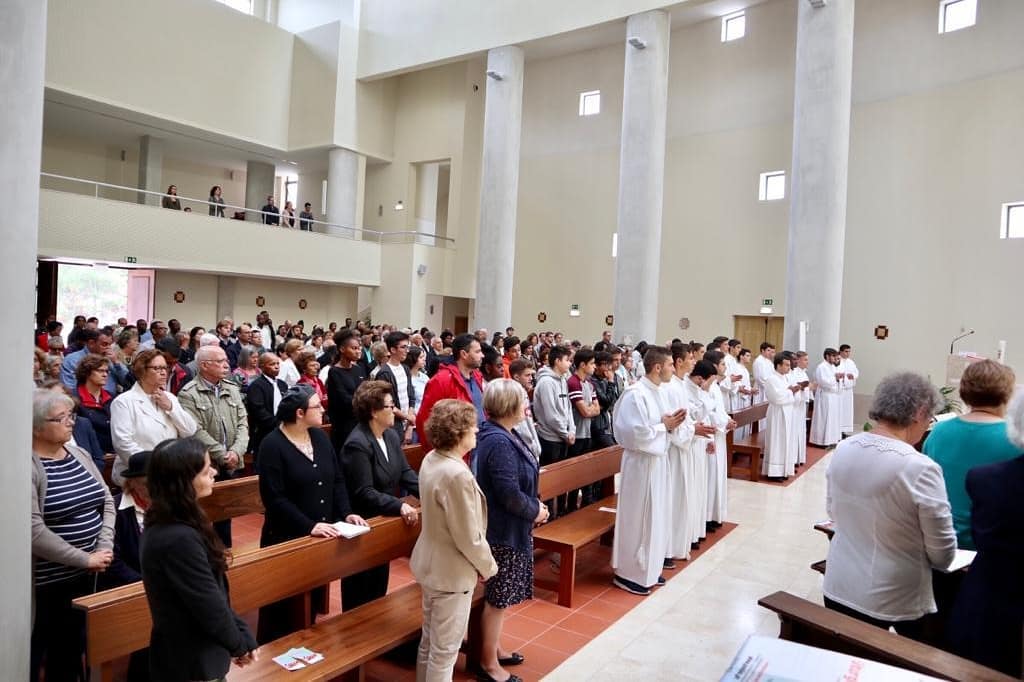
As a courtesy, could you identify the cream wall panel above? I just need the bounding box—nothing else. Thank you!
[154,271,218,326]
[38,190,381,286]
[46,0,295,149]
[289,22,340,150]
[842,68,1024,393]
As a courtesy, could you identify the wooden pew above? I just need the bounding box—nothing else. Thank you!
[758,591,1017,682]
[73,515,430,682]
[533,445,624,608]
[725,402,768,481]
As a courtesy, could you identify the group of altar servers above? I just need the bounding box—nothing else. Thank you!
[609,339,859,594]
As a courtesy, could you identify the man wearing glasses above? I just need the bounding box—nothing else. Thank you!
[375,331,417,443]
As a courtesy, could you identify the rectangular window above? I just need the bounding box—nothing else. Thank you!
[939,0,977,33]
[1001,202,1024,239]
[759,171,786,201]
[722,11,746,42]
[611,232,618,258]
[579,90,601,117]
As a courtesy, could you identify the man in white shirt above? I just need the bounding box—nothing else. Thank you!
[810,348,844,447]
[763,354,797,479]
[838,344,859,436]
[376,331,417,442]
[751,342,775,429]
[611,346,686,596]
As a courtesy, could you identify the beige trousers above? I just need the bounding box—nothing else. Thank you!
[416,586,473,682]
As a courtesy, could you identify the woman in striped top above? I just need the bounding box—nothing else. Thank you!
[31,389,115,682]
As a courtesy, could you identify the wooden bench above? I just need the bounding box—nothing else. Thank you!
[726,402,768,481]
[532,445,623,607]
[758,591,1017,681]
[73,515,431,682]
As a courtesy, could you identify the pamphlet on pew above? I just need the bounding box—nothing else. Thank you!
[331,520,372,539]
[272,647,324,671]
[720,635,944,681]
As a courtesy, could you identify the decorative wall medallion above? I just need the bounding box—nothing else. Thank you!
[298,299,308,310]
[605,315,614,327]
[173,291,185,303]
[256,296,265,307]
[537,312,547,323]
[874,325,889,340]
[678,317,691,330]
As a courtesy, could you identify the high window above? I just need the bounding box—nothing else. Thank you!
[758,171,786,201]
[1001,202,1024,239]
[215,0,254,15]
[722,11,746,42]
[939,0,977,33]
[579,90,601,117]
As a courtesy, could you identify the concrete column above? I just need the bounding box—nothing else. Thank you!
[0,0,45,677]
[137,135,164,206]
[244,160,275,223]
[611,11,670,346]
[327,147,365,238]
[783,0,856,354]
[474,45,524,333]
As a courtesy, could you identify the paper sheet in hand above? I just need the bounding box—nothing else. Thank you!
[331,521,372,539]
[721,635,944,681]
[940,548,976,573]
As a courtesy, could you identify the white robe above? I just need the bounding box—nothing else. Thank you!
[839,358,859,434]
[662,375,697,559]
[682,376,712,541]
[730,363,753,440]
[789,367,812,464]
[752,355,773,429]
[611,378,671,587]
[810,361,843,446]
[705,379,731,523]
[762,372,796,477]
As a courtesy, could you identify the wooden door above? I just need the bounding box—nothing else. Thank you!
[733,315,785,351]
[126,269,155,323]
[453,316,469,335]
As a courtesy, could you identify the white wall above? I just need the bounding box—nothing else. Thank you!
[46,0,296,149]
[154,270,357,330]
[288,22,340,150]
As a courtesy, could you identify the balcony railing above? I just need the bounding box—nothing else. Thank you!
[39,172,454,248]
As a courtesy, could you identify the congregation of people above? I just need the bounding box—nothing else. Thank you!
[158,183,318,230]
[29,311,1024,680]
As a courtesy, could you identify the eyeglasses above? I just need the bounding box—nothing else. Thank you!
[46,413,76,425]
[148,365,169,373]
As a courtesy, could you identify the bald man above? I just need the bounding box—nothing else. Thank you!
[245,353,288,458]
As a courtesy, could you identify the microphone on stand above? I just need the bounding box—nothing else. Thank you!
[950,329,975,355]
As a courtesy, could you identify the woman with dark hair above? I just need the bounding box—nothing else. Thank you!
[161,184,181,210]
[256,385,367,642]
[295,351,328,413]
[340,380,420,609]
[140,437,259,679]
[181,326,205,366]
[75,353,114,453]
[31,388,115,682]
[208,185,225,217]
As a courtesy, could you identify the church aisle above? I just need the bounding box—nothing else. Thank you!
[544,448,832,681]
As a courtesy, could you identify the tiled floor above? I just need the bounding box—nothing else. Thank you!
[228,447,831,681]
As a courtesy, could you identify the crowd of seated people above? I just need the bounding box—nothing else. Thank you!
[27,311,1023,680]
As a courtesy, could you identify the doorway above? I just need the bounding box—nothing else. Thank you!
[733,315,785,351]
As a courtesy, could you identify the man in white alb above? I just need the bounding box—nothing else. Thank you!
[611,346,686,596]
[789,351,813,466]
[763,354,797,479]
[701,353,735,530]
[751,342,775,429]
[838,344,859,436]
[682,358,720,545]
[661,345,697,563]
[810,348,844,447]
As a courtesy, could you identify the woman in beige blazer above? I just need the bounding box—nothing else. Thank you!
[410,399,498,682]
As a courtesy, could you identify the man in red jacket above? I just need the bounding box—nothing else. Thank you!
[416,333,485,452]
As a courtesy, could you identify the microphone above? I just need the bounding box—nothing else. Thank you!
[950,329,975,355]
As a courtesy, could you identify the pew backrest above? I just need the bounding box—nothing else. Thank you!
[538,445,623,501]
[729,402,768,430]
[758,591,1017,682]
[73,515,420,666]
[199,475,263,522]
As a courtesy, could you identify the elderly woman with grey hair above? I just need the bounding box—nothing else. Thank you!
[947,390,1024,677]
[822,372,956,641]
[31,388,115,682]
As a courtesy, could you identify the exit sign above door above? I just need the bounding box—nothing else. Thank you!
[762,298,773,306]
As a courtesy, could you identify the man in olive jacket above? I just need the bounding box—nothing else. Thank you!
[178,345,249,546]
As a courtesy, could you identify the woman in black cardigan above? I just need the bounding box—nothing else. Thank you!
[475,379,550,682]
[256,385,368,642]
[340,380,420,610]
[140,437,258,681]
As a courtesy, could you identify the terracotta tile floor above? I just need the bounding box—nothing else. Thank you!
[229,518,737,681]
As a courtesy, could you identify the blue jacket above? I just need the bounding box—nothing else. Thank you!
[475,419,540,552]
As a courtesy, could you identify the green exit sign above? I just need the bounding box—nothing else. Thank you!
[124,256,137,264]
[762,298,773,306]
